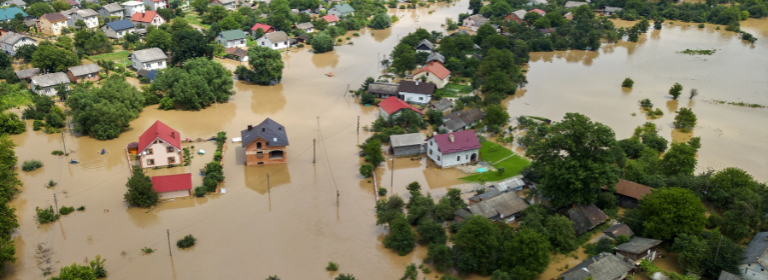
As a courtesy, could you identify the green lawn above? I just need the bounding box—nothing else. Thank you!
[183,14,210,29]
[89,51,131,67]
[434,83,473,98]
[460,142,530,183]
[0,83,34,109]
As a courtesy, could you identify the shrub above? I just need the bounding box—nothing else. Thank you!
[33,120,44,131]
[176,234,196,248]
[89,255,107,278]
[378,187,388,196]
[622,78,634,88]
[48,180,57,187]
[141,247,155,254]
[22,159,43,171]
[213,150,222,162]
[639,98,653,108]
[353,33,360,36]
[698,23,705,28]
[497,167,505,175]
[35,206,60,224]
[668,83,683,99]
[359,163,374,178]
[51,150,64,155]
[77,206,85,211]
[326,261,339,271]
[59,206,75,215]
[194,186,207,197]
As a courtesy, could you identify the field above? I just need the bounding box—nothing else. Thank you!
[89,51,131,67]
[460,141,530,183]
[183,13,211,29]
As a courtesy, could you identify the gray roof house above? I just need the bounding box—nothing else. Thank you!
[241,118,290,165]
[398,80,436,105]
[429,98,452,113]
[67,63,101,82]
[99,3,124,19]
[564,1,588,8]
[2,0,27,9]
[294,22,314,33]
[389,133,425,157]
[603,224,634,239]
[440,108,484,132]
[101,19,135,39]
[415,39,433,52]
[14,68,39,81]
[567,204,609,235]
[560,252,635,280]
[130,47,167,71]
[427,52,445,64]
[210,0,237,10]
[30,72,70,96]
[454,192,528,222]
[241,118,290,148]
[604,6,623,15]
[741,232,768,280]
[468,187,502,205]
[0,31,37,56]
[720,271,746,280]
[327,4,354,17]
[256,31,290,50]
[367,83,399,98]
[73,9,99,29]
[614,237,663,264]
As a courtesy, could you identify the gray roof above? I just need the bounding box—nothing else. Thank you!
[567,204,609,235]
[68,63,100,76]
[443,108,484,131]
[564,1,588,8]
[30,72,69,88]
[430,98,452,111]
[241,118,289,148]
[5,0,25,6]
[367,83,399,95]
[217,0,236,4]
[416,39,433,50]
[295,22,313,29]
[743,232,768,264]
[389,133,424,147]
[605,6,623,12]
[603,224,634,239]
[493,176,525,192]
[101,3,123,12]
[512,9,527,19]
[23,17,37,26]
[264,31,289,42]
[427,52,444,64]
[14,68,39,79]
[76,9,98,17]
[132,47,167,62]
[455,208,472,219]
[614,237,662,254]
[464,192,528,219]
[468,187,501,203]
[442,118,466,132]
[0,31,35,45]
[719,271,745,280]
[561,253,635,280]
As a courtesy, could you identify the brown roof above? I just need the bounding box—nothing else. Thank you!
[603,224,634,239]
[604,179,653,200]
[398,80,436,95]
[41,13,67,22]
[225,47,247,58]
[568,204,609,235]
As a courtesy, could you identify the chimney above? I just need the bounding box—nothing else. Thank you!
[248,125,253,131]
[449,135,454,143]
[171,132,175,139]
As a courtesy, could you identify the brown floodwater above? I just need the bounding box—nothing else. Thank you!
[5,5,768,280]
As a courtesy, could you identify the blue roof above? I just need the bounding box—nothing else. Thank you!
[0,7,27,21]
[146,70,157,80]
[105,19,135,31]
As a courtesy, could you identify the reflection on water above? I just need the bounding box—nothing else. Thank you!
[244,163,292,194]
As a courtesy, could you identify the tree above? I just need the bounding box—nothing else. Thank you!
[453,215,501,275]
[475,23,498,44]
[171,29,213,65]
[660,141,698,177]
[669,83,683,99]
[219,16,240,30]
[145,29,173,52]
[73,29,112,55]
[51,0,71,11]
[311,32,334,53]
[483,104,510,127]
[246,46,284,84]
[0,113,26,135]
[13,44,36,63]
[376,195,405,225]
[544,214,578,252]
[640,187,706,240]
[390,43,416,74]
[361,139,385,167]
[469,0,483,14]
[152,57,234,110]
[31,42,80,72]
[596,192,617,210]
[673,108,697,132]
[707,167,760,208]
[383,214,416,256]
[368,13,391,29]
[267,0,292,32]
[66,75,145,140]
[26,3,54,17]
[417,217,446,245]
[523,12,542,26]
[673,232,744,279]
[426,110,443,125]
[425,243,452,272]
[335,274,356,280]
[124,168,159,208]
[191,0,209,13]
[525,113,619,207]
[501,228,550,280]
[50,262,96,280]
[622,78,634,88]
[0,238,15,276]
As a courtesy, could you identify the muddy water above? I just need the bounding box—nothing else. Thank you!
[516,19,768,181]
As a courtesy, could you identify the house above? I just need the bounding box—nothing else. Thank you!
[66,64,101,83]
[603,224,634,240]
[604,6,623,15]
[224,47,248,62]
[136,68,158,81]
[36,13,68,36]
[327,4,354,17]
[468,187,501,205]
[251,23,275,36]
[321,14,339,25]
[101,19,135,39]
[603,179,653,208]
[256,31,290,50]
[560,252,635,280]
[564,11,573,20]
[131,11,165,27]
[210,0,237,10]
[462,14,488,31]
[531,8,546,15]
[295,34,310,43]
[72,9,98,29]
[290,8,299,15]
[30,72,70,96]
[1,0,27,10]
[378,96,423,119]
[741,232,768,280]
[426,130,481,168]
[526,0,548,5]
[23,16,38,27]
[567,204,609,235]
[241,118,289,165]
[138,120,182,168]
[150,173,192,199]
[493,176,526,192]
[142,0,168,11]
[389,133,424,157]
[0,31,36,55]
[398,80,435,105]
[614,237,662,264]
[564,1,588,8]
[720,271,746,280]
[294,22,314,33]
[505,10,527,24]
[98,3,124,19]
[216,29,247,48]
[439,109,484,132]
[413,61,451,89]
[121,1,146,17]
[66,0,79,9]
[415,39,433,53]
[367,83,399,99]
[427,52,445,64]
[14,68,39,81]
[60,9,77,27]
[454,192,528,222]
[131,47,167,70]
[429,98,452,113]
[0,7,25,21]
[539,27,556,35]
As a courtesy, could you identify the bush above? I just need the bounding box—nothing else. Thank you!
[497,167,505,175]
[48,180,57,187]
[51,150,64,155]
[669,83,683,99]
[639,98,653,108]
[326,261,339,271]
[77,206,85,211]
[59,206,75,215]
[141,247,155,254]
[194,186,207,197]
[33,120,44,131]
[622,78,634,88]
[359,163,374,178]
[360,92,375,105]
[176,234,196,248]
[35,206,60,224]
[698,23,705,28]
[213,150,222,162]
[378,187,388,196]
[22,159,43,171]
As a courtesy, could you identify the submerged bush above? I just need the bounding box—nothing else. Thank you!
[194,186,207,197]
[326,261,339,271]
[622,78,634,88]
[22,159,43,171]
[176,234,196,248]
[35,206,60,224]
[59,206,75,215]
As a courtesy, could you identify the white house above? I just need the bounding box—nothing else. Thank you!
[142,0,168,11]
[138,120,182,168]
[98,3,124,19]
[210,0,237,10]
[327,3,354,17]
[462,14,488,31]
[216,29,247,48]
[413,61,451,89]
[741,232,768,280]
[101,19,135,39]
[426,130,481,168]
[130,11,165,27]
[121,1,146,17]
[131,47,168,70]
[256,31,290,50]
[30,73,70,96]
[397,80,435,105]
[294,22,314,33]
[0,31,37,55]
[73,9,99,28]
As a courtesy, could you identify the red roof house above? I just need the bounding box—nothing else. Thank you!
[413,61,452,89]
[531,9,546,15]
[251,23,275,33]
[378,96,423,118]
[66,0,78,6]
[426,130,481,168]
[138,120,182,168]
[131,11,165,27]
[321,14,340,23]
[151,173,192,199]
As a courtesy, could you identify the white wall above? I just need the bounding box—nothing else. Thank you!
[124,4,145,17]
[159,189,190,200]
[140,140,180,167]
[32,83,70,96]
[741,264,768,280]
[413,72,449,89]
[133,58,166,70]
[256,38,289,50]
[426,137,479,168]
[400,92,431,105]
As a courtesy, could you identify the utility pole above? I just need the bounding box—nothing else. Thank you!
[313,139,316,163]
[390,158,394,187]
[53,194,58,214]
[336,190,339,206]
[267,173,270,193]
[167,229,172,256]
[317,116,319,130]
[357,116,360,135]
[61,132,66,154]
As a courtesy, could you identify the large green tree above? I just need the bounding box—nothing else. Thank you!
[31,42,80,72]
[673,107,697,132]
[50,262,96,280]
[383,214,416,256]
[73,29,112,55]
[525,113,619,207]
[453,215,501,275]
[66,75,145,140]
[673,232,744,279]
[501,228,550,280]
[544,214,578,252]
[26,2,54,17]
[311,32,334,53]
[123,168,160,208]
[368,13,391,29]
[153,57,234,110]
[640,187,706,240]
[246,46,284,84]
[267,0,292,31]
[660,141,698,177]
[390,43,417,74]
[171,29,213,65]
[145,29,174,52]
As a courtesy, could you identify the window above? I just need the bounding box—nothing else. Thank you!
[147,148,154,155]
[168,157,176,164]
[166,147,174,153]
[147,159,154,165]
[419,97,423,100]
[457,156,460,161]
[437,156,441,161]
[261,41,264,46]
[274,43,277,47]
[429,150,432,155]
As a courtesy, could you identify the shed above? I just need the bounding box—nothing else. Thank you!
[14,68,39,81]
[455,192,528,222]
[604,6,623,15]
[493,176,526,192]
[560,252,635,280]
[440,108,484,132]
[367,83,399,98]
[429,98,452,113]
[415,39,433,52]
[389,133,425,157]
[603,179,653,208]
[603,224,634,239]
[224,47,248,62]
[468,187,501,205]
[67,63,101,83]
[427,52,445,64]
[614,237,662,264]
[151,173,192,199]
[567,204,609,235]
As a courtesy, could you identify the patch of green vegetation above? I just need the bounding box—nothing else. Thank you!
[434,83,472,98]
[476,141,513,163]
[460,142,530,183]
[141,247,155,254]
[707,99,766,108]
[89,51,131,67]
[679,49,716,55]
[59,206,75,215]
[176,234,196,248]
[183,14,210,29]
[0,83,34,109]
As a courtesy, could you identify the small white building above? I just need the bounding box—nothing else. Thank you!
[73,9,99,29]
[98,3,124,19]
[30,72,70,96]
[142,0,168,11]
[397,80,435,105]
[210,0,237,10]
[101,19,135,39]
[131,48,168,70]
[413,61,451,89]
[426,130,481,168]
[0,31,37,56]
[462,14,488,32]
[121,1,146,17]
[256,31,290,50]
[294,22,314,33]
[138,120,182,168]
[741,232,768,280]
[216,29,247,48]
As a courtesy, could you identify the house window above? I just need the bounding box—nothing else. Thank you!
[429,150,432,155]
[147,159,155,165]
[419,97,423,100]
[261,41,264,45]
[437,156,441,161]
[168,157,176,164]
[147,148,154,155]
[166,147,174,153]
[457,156,460,161]
[274,43,277,47]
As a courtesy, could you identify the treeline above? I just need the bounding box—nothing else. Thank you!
[0,136,22,277]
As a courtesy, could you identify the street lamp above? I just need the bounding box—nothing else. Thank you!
[390,158,395,188]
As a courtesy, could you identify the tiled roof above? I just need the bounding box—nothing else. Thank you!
[30,72,69,88]
[567,204,609,235]
[131,11,160,23]
[531,8,546,15]
[604,179,653,200]
[138,120,181,153]
[295,22,313,29]
[41,12,67,22]
[378,96,423,115]
[151,173,192,193]
[251,23,273,31]
[241,118,289,148]
[413,61,451,80]
[614,237,662,254]
[105,19,135,31]
[68,63,101,76]
[398,80,436,95]
[321,14,339,23]
[433,130,481,154]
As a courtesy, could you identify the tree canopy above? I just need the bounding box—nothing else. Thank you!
[66,75,145,140]
[244,46,285,84]
[153,57,234,110]
[640,187,706,240]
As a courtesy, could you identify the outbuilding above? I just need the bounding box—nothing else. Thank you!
[567,204,609,235]
[389,133,424,157]
[454,192,528,222]
[151,173,192,200]
[30,72,70,96]
[14,68,39,81]
[439,108,484,132]
[603,224,634,240]
[415,39,433,53]
[560,252,635,280]
[603,179,653,208]
[429,98,452,113]
[614,237,662,264]
[67,63,101,83]
[367,83,399,99]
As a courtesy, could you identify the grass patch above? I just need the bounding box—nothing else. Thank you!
[476,141,513,163]
[434,83,473,98]
[460,142,530,183]
[679,49,716,55]
[0,84,34,109]
[707,99,766,109]
[183,14,210,29]
[22,159,43,171]
[90,51,131,67]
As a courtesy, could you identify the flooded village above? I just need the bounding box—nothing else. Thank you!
[0,0,767,279]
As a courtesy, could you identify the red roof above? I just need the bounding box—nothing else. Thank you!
[251,23,274,32]
[378,96,423,115]
[433,130,481,154]
[151,173,192,193]
[413,61,451,80]
[321,15,339,23]
[66,0,78,5]
[138,120,181,153]
[131,11,160,23]
[531,9,546,15]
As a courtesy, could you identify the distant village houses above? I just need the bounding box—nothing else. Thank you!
[327,4,354,17]
[462,14,488,31]
[0,31,36,56]
[210,0,237,10]
[98,3,125,19]
[121,1,146,17]
[131,11,165,27]
[142,0,168,11]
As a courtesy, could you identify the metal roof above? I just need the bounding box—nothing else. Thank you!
[30,72,69,88]
[101,3,123,12]
[719,271,746,280]
[614,237,662,254]
[219,29,247,41]
[0,7,26,21]
[0,31,34,45]
[105,19,135,31]
[389,133,424,148]
[744,232,768,264]
[68,63,100,76]
[330,4,354,14]
[561,253,635,280]
[464,192,528,219]
[132,47,167,62]
[427,52,445,64]
[14,68,39,79]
